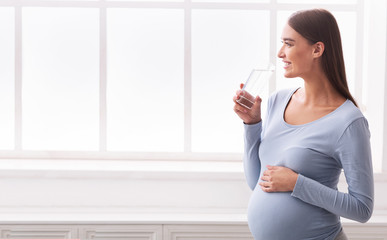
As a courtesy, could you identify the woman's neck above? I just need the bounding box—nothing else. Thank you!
[297,71,346,107]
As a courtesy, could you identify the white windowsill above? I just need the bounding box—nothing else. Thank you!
[0,211,386,226]
[0,158,246,180]
[0,159,385,225]
[0,159,387,179]
[0,158,386,180]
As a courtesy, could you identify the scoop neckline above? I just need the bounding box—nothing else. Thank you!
[282,88,349,128]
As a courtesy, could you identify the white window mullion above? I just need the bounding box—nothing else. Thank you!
[184,0,192,153]
[383,2,387,173]
[355,0,364,109]
[269,0,277,93]
[100,0,107,152]
[15,2,22,151]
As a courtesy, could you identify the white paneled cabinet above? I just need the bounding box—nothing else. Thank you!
[0,224,254,240]
[163,224,253,240]
[344,223,387,240]
[0,225,77,239]
[1,223,387,240]
[79,225,163,240]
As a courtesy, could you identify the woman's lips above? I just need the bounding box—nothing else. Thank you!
[283,61,291,69]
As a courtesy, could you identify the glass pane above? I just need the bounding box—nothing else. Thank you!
[107,9,184,152]
[192,10,270,153]
[0,8,15,150]
[22,8,99,150]
[334,12,356,95]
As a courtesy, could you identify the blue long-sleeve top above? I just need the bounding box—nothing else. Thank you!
[244,88,374,240]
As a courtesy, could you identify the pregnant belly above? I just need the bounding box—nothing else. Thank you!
[247,188,340,240]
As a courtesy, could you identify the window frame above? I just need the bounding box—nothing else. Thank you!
[1,0,386,172]
[384,0,387,172]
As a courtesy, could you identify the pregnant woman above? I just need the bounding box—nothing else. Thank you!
[233,9,374,240]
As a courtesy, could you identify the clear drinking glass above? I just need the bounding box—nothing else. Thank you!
[236,64,275,109]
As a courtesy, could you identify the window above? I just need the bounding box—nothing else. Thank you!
[0,7,14,150]
[22,7,99,151]
[106,8,184,152]
[1,0,386,172]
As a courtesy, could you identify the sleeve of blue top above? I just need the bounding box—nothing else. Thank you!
[291,117,374,223]
[243,122,262,191]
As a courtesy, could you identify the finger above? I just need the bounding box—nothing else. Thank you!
[233,95,240,105]
[250,96,262,110]
[240,83,244,89]
[260,182,273,193]
[262,170,270,176]
[233,103,248,114]
[261,175,273,183]
[234,100,248,111]
[235,89,243,98]
[260,175,269,182]
[234,98,251,112]
[267,165,276,170]
[232,95,238,103]
[259,181,271,188]
[262,186,275,193]
[261,186,272,192]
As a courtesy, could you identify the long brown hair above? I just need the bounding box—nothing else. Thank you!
[288,9,358,107]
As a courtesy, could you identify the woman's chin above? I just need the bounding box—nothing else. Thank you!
[284,72,296,78]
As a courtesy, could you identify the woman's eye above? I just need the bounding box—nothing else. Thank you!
[285,42,292,46]
[281,40,292,47]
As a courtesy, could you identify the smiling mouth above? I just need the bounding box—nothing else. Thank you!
[283,61,291,68]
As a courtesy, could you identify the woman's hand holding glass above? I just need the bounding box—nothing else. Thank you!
[233,83,262,125]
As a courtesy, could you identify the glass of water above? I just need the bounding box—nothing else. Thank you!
[236,64,275,109]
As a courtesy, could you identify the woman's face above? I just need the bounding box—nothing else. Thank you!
[277,23,316,79]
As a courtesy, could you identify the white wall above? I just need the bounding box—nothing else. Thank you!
[0,159,386,220]
[363,0,387,172]
[0,159,386,239]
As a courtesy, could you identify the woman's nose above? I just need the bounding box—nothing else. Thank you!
[277,47,285,58]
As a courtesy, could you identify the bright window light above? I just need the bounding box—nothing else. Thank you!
[191,10,270,152]
[106,8,184,152]
[22,7,99,151]
[0,7,14,150]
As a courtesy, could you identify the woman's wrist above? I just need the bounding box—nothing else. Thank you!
[244,118,262,125]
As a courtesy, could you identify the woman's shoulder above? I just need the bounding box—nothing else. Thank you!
[330,101,370,151]
[322,99,369,140]
[334,100,366,125]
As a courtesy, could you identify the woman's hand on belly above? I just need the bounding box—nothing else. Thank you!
[259,165,299,192]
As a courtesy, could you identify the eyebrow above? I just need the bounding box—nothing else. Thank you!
[281,38,295,42]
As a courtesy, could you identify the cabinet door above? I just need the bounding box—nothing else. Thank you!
[343,224,387,240]
[163,224,253,240]
[0,225,77,239]
[79,225,162,240]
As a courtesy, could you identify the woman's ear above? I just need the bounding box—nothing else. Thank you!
[313,42,325,58]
